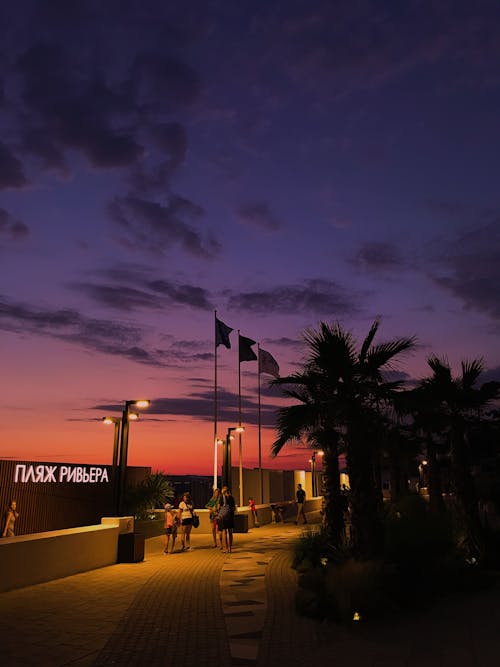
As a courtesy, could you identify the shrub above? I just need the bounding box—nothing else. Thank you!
[124,472,174,519]
[324,559,385,624]
[292,526,329,570]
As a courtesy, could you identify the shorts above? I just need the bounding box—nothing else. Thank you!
[165,527,176,535]
[182,518,193,526]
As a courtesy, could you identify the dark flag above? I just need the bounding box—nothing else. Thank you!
[239,334,257,362]
[259,348,280,378]
[215,317,233,349]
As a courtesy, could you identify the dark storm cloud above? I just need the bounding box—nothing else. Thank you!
[351,242,405,272]
[15,43,143,169]
[0,142,29,189]
[72,264,214,311]
[227,279,362,315]
[147,280,213,309]
[263,1,500,98]
[94,387,279,426]
[431,219,500,320]
[236,202,283,231]
[0,294,164,366]
[108,195,219,257]
[0,208,30,240]
[0,3,212,257]
[129,123,188,194]
[130,52,201,109]
[71,283,163,312]
[264,336,302,348]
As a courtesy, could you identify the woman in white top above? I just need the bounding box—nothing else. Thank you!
[177,492,194,551]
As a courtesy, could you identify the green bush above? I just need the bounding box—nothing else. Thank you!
[292,526,329,570]
[385,494,455,567]
[124,472,174,519]
[293,495,493,623]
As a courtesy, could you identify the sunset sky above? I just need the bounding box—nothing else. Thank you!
[1,1,500,475]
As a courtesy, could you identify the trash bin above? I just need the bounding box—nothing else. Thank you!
[233,513,248,533]
[117,532,145,563]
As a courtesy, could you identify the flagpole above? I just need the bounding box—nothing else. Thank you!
[238,331,243,507]
[257,344,263,504]
[214,310,218,491]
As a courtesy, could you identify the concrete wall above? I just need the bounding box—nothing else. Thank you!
[0,517,132,593]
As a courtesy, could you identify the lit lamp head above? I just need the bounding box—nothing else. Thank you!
[128,412,139,421]
[102,416,120,425]
[227,425,245,440]
[134,399,151,408]
[125,399,151,410]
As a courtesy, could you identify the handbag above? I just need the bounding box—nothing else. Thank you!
[192,512,200,528]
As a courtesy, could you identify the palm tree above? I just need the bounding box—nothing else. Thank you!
[125,472,174,518]
[273,320,416,560]
[272,367,346,548]
[421,356,500,557]
[398,384,448,513]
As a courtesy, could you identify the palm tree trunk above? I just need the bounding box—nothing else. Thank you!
[451,425,484,557]
[347,429,384,560]
[321,445,345,548]
[426,438,445,513]
[388,455,402,502]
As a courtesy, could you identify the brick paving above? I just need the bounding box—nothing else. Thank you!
[1,521,500,666]
[94,543,231,667]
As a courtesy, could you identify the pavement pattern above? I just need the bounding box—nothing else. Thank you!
[1,521,500,666]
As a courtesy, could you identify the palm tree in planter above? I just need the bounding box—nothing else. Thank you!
[273,320,416,560]
[125,472,174,519]
[421,356,500,557]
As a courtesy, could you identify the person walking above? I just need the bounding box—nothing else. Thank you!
[177,492,195,551]
[219,486,236,553]
[295,484,307,525]
[2,500,19,537]
[163,503,178,554]
[205,488,222,548]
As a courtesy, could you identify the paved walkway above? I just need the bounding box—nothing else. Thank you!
[1,522,500,666]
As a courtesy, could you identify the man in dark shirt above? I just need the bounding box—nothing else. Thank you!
[295,483,307,525]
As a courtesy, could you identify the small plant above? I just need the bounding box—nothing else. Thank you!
[124,472,174,519]
[292,526,330,570]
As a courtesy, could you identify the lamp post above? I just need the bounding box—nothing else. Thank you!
[103,415,135,515]
[223,426,244,490]
[102,417,121,472]
[213,437,224,491]
[117,399,150,515]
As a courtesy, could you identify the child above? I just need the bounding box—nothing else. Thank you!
[164,503,178,554]
[248,497,259,527]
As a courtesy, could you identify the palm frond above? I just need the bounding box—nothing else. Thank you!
[359,319,380,362]
[460,358,484,390]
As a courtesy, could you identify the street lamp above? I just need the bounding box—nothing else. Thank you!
[310,450,324,497]
[223,426,244,490]
[213,437,224,490]
[117,399,151,515]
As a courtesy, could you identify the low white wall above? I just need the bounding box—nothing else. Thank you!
[0,517,133,593]
[148,499,323,535]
